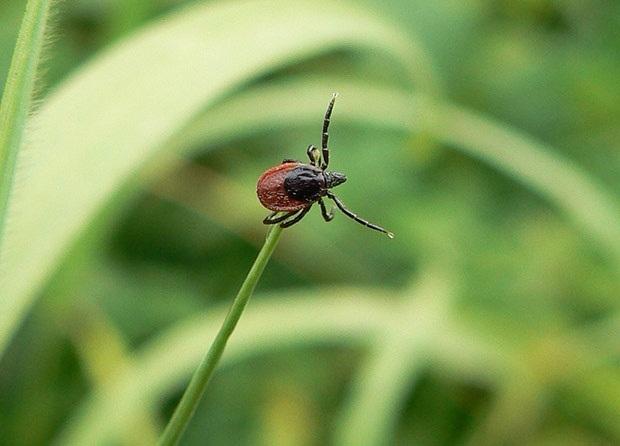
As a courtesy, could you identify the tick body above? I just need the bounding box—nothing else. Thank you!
[256,94,394,238]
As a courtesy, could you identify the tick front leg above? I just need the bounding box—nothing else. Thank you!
[327,191,394,238]
[318,198,334,222]
[321,93,338,170]
[263,211,297,225]
[280,206,311,228]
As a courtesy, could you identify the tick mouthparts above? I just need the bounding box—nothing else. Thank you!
[326,171,347,188]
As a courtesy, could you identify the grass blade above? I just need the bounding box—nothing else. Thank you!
[333,273,453,446]
[427,101,620,267]
[55,289,397,445]
[69,302,160,445]
[0,0,54,244]
[56,286,620,445]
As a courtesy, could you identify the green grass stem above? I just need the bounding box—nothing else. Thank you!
[158,224,283,445]
[0,0,54,246]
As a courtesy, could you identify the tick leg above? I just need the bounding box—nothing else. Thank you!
[321,93,338,170]
[326,191,393,238]
[263,211,297,225]
[282,159,301,164]
[306,144,320,167]
[280,206,311,228]
[318,198,334,222]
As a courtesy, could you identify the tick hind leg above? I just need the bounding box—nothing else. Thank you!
[280,206,311,228]
[319,198,334,222]
[263,211,297,225]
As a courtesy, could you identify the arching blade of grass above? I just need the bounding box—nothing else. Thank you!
[177,78,620,267]
[69,301,160,445]
[0,0,438,358]
[427,103,620,268]
[0,0,54,244]
[334,273,453,446]
[55,289,400,445]
[57,285,620,445]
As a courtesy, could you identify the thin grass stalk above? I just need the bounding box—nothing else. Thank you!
[0,0,54,246]
[158,224,283,445]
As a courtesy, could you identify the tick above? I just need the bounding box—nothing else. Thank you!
[256,94,394,238]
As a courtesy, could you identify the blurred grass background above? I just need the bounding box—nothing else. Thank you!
[0,0,619,445]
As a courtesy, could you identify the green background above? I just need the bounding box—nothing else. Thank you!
[0,0,619,445]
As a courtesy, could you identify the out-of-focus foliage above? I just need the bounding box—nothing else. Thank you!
[0,0,619,445]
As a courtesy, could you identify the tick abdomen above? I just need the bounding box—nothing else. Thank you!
[256,162,308,212]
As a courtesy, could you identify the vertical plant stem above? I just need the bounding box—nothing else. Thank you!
[158,224,283,446]
[0,0,54,245]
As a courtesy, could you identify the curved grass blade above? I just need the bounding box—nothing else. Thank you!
[334,273,453,446]
[0,0,438,358]
[427,102,620,268]
[57,285,620,445]
[177,78,620,267]
[69,304,160,445]
[55,289,398,445]
[0,0,54,245]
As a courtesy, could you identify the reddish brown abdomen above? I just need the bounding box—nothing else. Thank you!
[257,162,307,211]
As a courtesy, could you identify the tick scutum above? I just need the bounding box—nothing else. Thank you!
[284,165,325,202]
